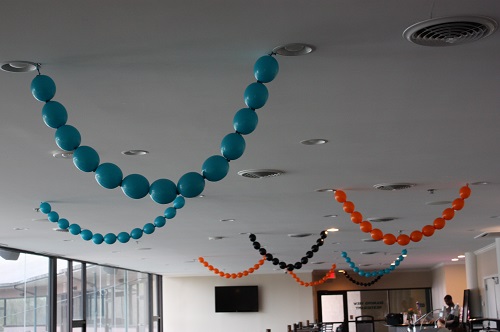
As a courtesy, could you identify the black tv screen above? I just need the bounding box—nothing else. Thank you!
[215,286,259,312]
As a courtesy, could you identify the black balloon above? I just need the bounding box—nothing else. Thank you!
[311,245,319,252]
[266,253,274,261]
[253,241,261,249]
[294,262,302,269]
[301,257,308,264]
[259,248,267,255]
[287,264,294,271]
[249,234,256,242]
[306,251,314,258]
[320,230,327,239]
[272,258,280,265]
[279,262,287,269]
[316,238,324,246]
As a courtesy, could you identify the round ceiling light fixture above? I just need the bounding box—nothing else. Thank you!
[1,61,38,73]
[237,169,284,179]
[122,149,149,156]
[52,150,74,159]
[300,138,328,145]
[273,43,315,56]
[403,16,497,46]
[373,183,416,191]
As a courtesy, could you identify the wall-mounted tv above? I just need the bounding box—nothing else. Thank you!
[215,285,259,312]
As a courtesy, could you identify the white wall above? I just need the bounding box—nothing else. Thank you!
[163,273,314,332]
[431,264,466,309]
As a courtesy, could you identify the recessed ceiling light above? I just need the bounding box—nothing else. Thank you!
[324,214,338,218]
[327,228,339,232]
[198,195,205,198]
[1,61,38,73]
[122,150,149,156]
[451,258,459,262]
[458,255,465,258]
[208,236,224,240]
[300,138,328,145]
[52,150,74,159]
[315,188,335,193]
[273,43,315,56]
[220,219,236,222]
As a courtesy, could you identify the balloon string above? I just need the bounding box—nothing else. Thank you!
[198,256,266,279]
[287,264,336,287]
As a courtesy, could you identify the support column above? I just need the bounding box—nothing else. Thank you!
[465,252,481,318]
[496,238,500,277]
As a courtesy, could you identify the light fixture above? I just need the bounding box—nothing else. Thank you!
[52,150,74,159]
[273,43,315,56]
[300,138,328,145]
[471,181,489,185]
[451,258,459,262]
[458,255,466,258]
[288,233,313,238]
[327,228,339,232]
[323,214,338,218]
[208,236,224,240]
[122,149,149,156]
[1,61,38,73]
[220,219,236,222]
[315,188,335,193]
[237,169,284,179]
[374,183,416,191]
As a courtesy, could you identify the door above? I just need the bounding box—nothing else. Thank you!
[318,291,348,330]
[485,276,500,319]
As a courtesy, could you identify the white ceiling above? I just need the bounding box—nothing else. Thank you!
[0,0,499,277]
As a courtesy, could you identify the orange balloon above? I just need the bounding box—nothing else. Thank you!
[383,233,397,245]
[231,273,237,279]
[248,268,254,273]
[459,185,471,199]
[433,217,446,230]
[219,272,225,277]
[397,234,410,246]
[422,225,435,237]
[452,198,465,211]
[410,231,423,242]
[203,261,209,267]
[442,208,455,220]
[254,264,260,270]
[198,257,204,263]
[237,273,243,278]
[259,259,265,265]
[370,228,384,241]
[213,268,219,274]
[350,211,363,224]
[225,273,231,278]
[208,265,214,271]
[300,281,305,286]
[360,221,373,233]
[243,271,249,276]
[343,201,355,213]
[304,283,310,287]
[335,190,347,203]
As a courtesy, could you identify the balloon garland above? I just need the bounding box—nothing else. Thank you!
[287,264,336,287]
[198,256,266,278]
[333,185,471,246]
[340,249,407,277]
[340,270,382,287]
[248,231,328,271]
[30,55,280,244]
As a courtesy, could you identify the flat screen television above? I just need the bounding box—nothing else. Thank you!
[215,285,259,312]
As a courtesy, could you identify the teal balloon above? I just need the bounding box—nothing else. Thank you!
[92,233,104,245]
[55,125,81,151]
[130,228,143,240]
[47,211,59,222]
[384,268,390,274]
[395,260,400,266]
[73,146,100,172]
[353,267,359,273]
[402,249,407,255]
[349,262,355,268]
[341,252,347,257]
[164,207,176,219]
[345,257,351,263]
[58,218,69,230]
[244,82,268,109]
[39,202,51,214]
[104,233,117,244]
[398,255,404,261]
[173,196,185,209]
[121,174,150,199]
[154,216,166,228]
[31,75,56,102]
[80,229,93,241]
[254,55,279,83]
[42,101,68,128]
[177,172,205,198]
[358,271,365,277]
[202,155,229,182]
[149,178,177,204]
[220,133,245,160]
[233,108,258,135]
[389,265,395,271]
[68,224,81,235]
[95,163,123,189]
[117,232,130,243]
[143,223,155,234]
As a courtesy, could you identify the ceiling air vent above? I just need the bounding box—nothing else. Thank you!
[288,233,313,238]
[237,169,284,179]
[360,251,380,255]
[374,183,415,191]
[367,217,397,223]
[404,16,497,47]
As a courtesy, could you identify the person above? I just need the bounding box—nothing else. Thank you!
[439,294,460,331]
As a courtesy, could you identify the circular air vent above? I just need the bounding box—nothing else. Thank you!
[237,169,284,179]
[288,233,313,238]
[367,217,398,223]
[404,16,497,46]
[373,183,415,191]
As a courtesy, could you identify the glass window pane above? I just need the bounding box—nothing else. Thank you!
[57,259,69,332]
[347,290,388,320]
[72,262,83,321]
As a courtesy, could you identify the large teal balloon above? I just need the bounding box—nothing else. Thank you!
[73,146,100,172]
[177,172,205,198]
[58,218,69,230]
[80,229,93,241]
[39,202,51,214]
[104,233,117,244]
[173,196,185,209]
[233,108,258,135]
[95,163,123,189]
[149,178,177,204]
[31,75,56,102]
[220,133,245,160]
[47,211,59,222]
[154,216,166,228]
[254,55,279,83]
[92,233,104,245]
[130,228,143,240]
[55,125,81,151]
[121,174,150,199]
[68,224,81,235]
[143,223,155,234]
[244,82,268,109]
[42,101,68,128]
[164,207,176,219]
[117,232,130,243]
[202,155,229,182]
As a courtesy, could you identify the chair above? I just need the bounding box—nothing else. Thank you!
[319,322,335,332]
[355,315,375,332]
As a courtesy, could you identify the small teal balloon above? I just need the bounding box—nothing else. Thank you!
[55,125,81,151]
[42,101,68,128]
[47,211,59,222]
[358,271,365,277]
[121,174,150,199]
[73,146,100,172]
[378,270,384,276]
[353,267,359,273]
[233,108,258,135]
[143,223,155,235]
[345,257,351,263]
[389,265,395,271]
[177,172,205,198]
[154,216,166,228]
[254,55,279,83]
[341,252,347,258]
[398,255,404,261]
[95,163,123,189]
[104,233,117,244]
[117,232,130,243]
[173,196,185,209]
[39,202,51,214]
[244,82,268,109]
[130,228,143,240]
[68,224,81,235]
[92,233,104,245]
[149,178,177,204]
[164,207,176,219]
[384,268,391,274]
[80,229,93,241]
[31,75,56,102]
[395,260,400,266]
[220,133,245,160]
[202,155,229,182]
[58,218,69,230]
[349,262,355,268]
[402,249,408,255]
